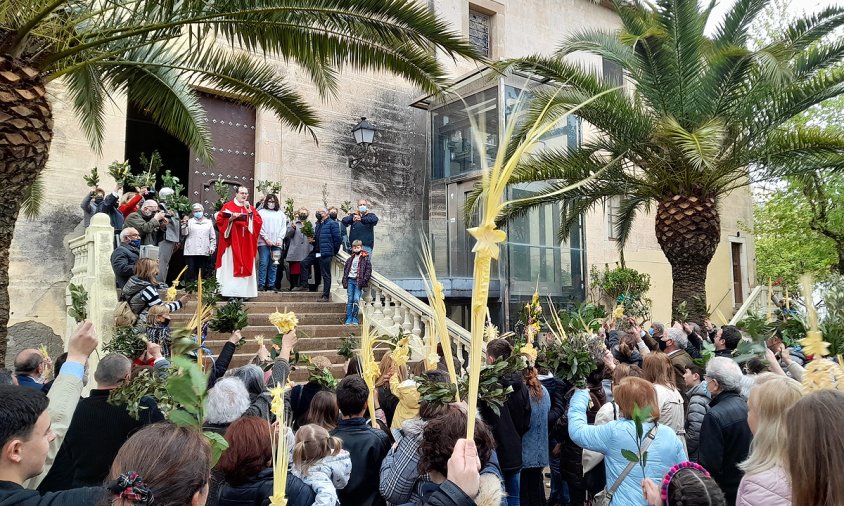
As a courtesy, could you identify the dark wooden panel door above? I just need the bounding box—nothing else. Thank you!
[187,93,257,209]
[731,242,744,305]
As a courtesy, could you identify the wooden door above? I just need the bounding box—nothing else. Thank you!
[187,93,257,210]
[731,242,744,305]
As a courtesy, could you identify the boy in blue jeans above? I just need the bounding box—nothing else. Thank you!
[341,240,372,325]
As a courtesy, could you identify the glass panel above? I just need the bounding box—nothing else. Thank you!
[432,88,499,179]
[468,10,491,57]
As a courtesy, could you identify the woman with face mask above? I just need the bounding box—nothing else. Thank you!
[285,208,312,291]
[257,194,288,292]
[180,203,216,281]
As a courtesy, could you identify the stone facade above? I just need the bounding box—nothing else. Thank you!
[6,0,756,354]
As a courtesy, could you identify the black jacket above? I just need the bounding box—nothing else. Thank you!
[0,481,104,505]
[290,381,326,429]
[110,243,140,289]
[478,372,531,474]
[539,376,567,432]
[554,383,606,487]
[420,481,476,506]
[698,391,752,506]
[331,417,391,506]
[216,468,316,506]
[38,391,163,492]
[97,192,125,231]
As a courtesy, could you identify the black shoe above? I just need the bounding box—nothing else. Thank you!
[258,286,265,292]
[319,295,329,302]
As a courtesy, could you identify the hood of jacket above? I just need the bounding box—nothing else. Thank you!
[687,381,711,399]
[122,276,152,299]
[400,417,427,439]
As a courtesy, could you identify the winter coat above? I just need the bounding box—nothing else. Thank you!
[314,219,341,257]
[582,401,619,474]
[290,381,326,429]
[0,481,105,506]
[685,382,711,462]
[342,252,373,289]
[567,389,686,506]
[110,243,140,289]
[342,212,379,249]
[538,375,567,431]
[97,192,125,230]
[285,221,312,262]
[556,384,606,487]
[181,217,216,256]
[158,205,180,243]
[478,372,532,474]
[292,450,352,506]
[330,417,391,506]
[121,276,182,318]
[654,384,686,449]
[80,193,100,227]
[124,210,162,245]
[521,386,550,469]
[611,344,643,368]
[736,466,792,506]
[698,391,753,506]
[380,418,428,504]
[216,468,316,506]
[410,474,505,506]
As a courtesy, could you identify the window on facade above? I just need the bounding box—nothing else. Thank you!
[469,9,491,57]
[431,87,498,179]
[607,196,621,240]
[602,57,623,87]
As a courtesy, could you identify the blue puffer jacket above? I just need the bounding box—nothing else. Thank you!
[567,389,686,505]
[314,219,341,257]
[97,192,125,230]
[216,468,316,506]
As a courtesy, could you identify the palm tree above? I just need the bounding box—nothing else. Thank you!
[481,0,844,322]
[0,0,481,362]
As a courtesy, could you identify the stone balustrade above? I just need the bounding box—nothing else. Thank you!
[331,251,472,363]
[67,213,118,394]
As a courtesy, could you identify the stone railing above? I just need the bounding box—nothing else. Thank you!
[67,213,118,393]
[331,251,472,362]
[729,284,781,325]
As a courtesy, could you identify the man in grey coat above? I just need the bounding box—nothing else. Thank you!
[683,363,711,462]
[156,188,181,283]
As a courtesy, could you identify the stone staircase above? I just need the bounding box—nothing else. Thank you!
[174,291,362,381]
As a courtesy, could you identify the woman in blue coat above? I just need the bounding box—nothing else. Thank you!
[520,365,550,505]
[567,376,686,505]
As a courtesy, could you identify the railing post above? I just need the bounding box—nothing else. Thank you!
[66,213,118,395]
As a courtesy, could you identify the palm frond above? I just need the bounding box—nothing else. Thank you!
[21,173,45,219]
[657,116,727,170]
[710,0,767,50]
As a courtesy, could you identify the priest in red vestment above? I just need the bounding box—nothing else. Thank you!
[216,186,263,298]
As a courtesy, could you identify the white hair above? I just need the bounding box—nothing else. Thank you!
[158,187,174,199]
[706,357,744,393]
[667,327,689,348]
[205,377,251,424]
[119,228,137,242]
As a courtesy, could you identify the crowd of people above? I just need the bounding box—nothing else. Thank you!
[93,183,378,302]
[1,312,843,506]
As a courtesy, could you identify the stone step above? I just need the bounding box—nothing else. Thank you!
[206,324,360,341]
[172,312,350,326]
[182,301,346,313]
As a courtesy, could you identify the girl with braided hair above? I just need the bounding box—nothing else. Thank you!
[642,462,726,506]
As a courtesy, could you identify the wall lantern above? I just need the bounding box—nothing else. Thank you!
[349,117,376,169]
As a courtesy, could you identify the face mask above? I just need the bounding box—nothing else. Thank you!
[358,205,367,213]
[129,239,141,248]
[266,203,276,210]
[94,196,104,203]
[194,212,204,220]
[353,248,362,254]
[315,212,323,220]
[329,212,337,220]
[298,214,308,220]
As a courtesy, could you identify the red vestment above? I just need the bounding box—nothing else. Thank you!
[215,200,263,277]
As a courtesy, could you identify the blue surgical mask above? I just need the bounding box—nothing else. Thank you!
[129,239,141,248]
[358,205,367,213]
[194,212,204,220]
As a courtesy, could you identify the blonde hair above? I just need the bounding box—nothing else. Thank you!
[147,305,171,325]
[643,353,675,389]
[134,258,159,284]
[292,424,342,476]
[376,350,407,387]
[740,375,803,475]
[120,192,137,205]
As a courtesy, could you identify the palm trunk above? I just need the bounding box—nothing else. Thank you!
[0,54,53,364]
[655,194,720,324]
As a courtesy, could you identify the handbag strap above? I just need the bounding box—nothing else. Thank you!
[606,424,658,498]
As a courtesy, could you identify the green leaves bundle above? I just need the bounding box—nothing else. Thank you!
[209,298,249,333]
[457,359,514,415]
[83,167,99,188]
[103,326,147,359]
[338,335,359,360]
[68,283,88,323]
[302,221,314,238]
[257,180,283,196]
[183,276,221,305]
[108,161,132,185]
